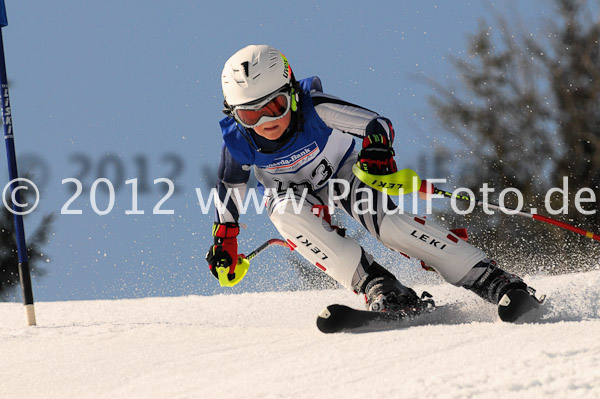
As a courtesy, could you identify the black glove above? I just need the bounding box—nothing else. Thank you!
[357,133,397,175]
[205,222,239,282]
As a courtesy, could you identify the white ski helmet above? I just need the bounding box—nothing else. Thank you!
[221,45,293,107]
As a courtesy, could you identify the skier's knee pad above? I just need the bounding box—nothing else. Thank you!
[378,213,486,284]
[269,196,363,289]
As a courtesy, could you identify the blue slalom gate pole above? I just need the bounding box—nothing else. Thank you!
[0,1,36,326]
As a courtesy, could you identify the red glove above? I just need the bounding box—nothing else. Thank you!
[205,222,240,281]
[357,134,398,175]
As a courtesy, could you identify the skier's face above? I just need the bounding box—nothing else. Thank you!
[253,110,292,141]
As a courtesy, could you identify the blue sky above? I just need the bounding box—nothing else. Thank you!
[1,1,551,301]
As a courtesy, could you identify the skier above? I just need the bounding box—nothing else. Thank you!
[206,44,540,321]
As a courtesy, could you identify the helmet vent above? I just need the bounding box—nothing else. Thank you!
[241,61,250,77]
[269,53,278,69]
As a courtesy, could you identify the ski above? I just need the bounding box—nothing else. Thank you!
[317,289,547,333]
[316,304,437,334]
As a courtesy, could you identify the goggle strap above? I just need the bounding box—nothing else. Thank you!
[222,100,234,116]
[291,88,297,112]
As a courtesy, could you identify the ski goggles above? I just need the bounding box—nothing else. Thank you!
[232,90,291,129]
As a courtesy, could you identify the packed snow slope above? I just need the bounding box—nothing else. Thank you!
[1,271,600,399]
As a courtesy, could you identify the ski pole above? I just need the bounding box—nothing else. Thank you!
[0,2,36,326]
[217,238,289,287]
[431,186,600,242]
[352,164,600,243]
[243,238,289,262]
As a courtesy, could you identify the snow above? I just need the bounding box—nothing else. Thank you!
[1,271,600,399]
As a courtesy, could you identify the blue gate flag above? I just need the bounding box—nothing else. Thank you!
[0,0,7,27]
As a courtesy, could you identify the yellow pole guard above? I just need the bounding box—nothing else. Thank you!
[352,164,422,196]
[216,257,251,287]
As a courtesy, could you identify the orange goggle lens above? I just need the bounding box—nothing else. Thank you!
[233,93,290,128]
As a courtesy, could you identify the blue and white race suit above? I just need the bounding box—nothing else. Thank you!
[214,76,486,291]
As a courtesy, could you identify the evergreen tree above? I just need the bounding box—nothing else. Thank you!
[0,191,53,299]
[427,0,600,273]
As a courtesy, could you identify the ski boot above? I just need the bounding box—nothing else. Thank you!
[359,262,435,317]
[467,260,545,322]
